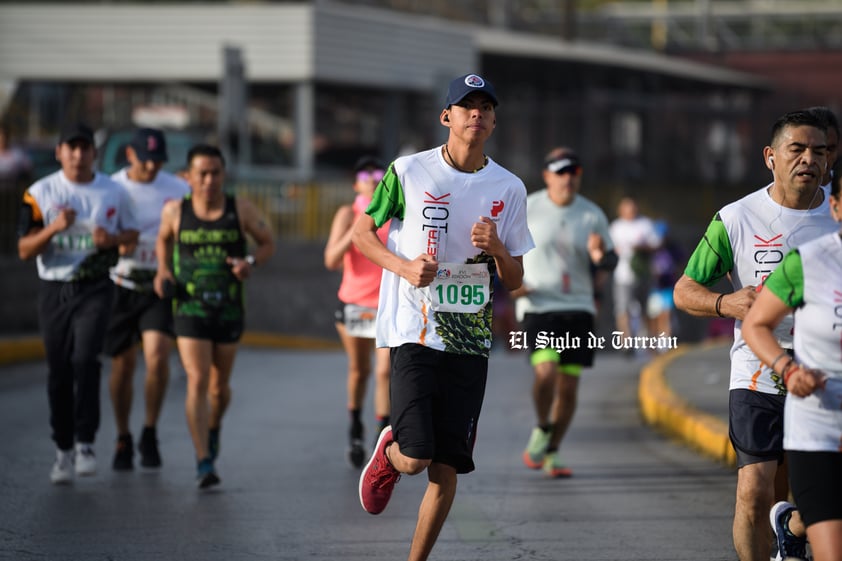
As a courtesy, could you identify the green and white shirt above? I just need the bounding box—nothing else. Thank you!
[684,184,837,394]
[516,190,613,320]
[367,146,534,357]
[765,233,842,451]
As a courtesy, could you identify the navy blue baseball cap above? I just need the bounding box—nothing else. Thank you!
[129,128,168,162]
[58,122,94,145]
[445,74,498,108]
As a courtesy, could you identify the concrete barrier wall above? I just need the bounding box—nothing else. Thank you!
[0,241,343,341]
[1,240,711,345]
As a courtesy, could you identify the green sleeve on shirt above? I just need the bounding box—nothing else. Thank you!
[683,214,734,287]
[366,164,405,227]
[764,249,804,308]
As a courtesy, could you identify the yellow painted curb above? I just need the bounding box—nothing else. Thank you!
[0,337,46,366]
[638,343,737,468]
[0,331,341,367]
[239,331,342,351]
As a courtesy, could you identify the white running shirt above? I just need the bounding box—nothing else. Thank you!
[610,215,660,286]
[23,170,139,281]
[766,233,842,451]
[684,184,838,394]
[367,146,534,357]
[110,168,189,278]
[516,190,613,320]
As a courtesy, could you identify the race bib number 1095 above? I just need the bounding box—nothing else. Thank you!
[430,263,490,313]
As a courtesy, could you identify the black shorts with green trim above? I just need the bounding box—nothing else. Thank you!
[520,310,595,367]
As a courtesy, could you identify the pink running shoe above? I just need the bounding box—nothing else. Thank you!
[359,425,400,515]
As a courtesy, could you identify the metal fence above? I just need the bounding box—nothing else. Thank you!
[237,180,351,242]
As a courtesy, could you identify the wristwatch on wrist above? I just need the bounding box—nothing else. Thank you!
[245,255,257,267]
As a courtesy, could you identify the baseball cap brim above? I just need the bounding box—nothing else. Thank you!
[58,123,94,145]
[445,74,499,107]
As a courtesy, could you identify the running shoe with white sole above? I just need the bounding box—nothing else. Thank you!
[769,500,808,561]
[74,443,96,476]
[359,425,400,515]
[50,449,74,485]
[522,427,550,469]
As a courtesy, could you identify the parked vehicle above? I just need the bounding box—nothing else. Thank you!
[96,128,211,176]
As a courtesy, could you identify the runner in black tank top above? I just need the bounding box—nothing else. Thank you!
[173,194,246,343]
[154,144,274,489]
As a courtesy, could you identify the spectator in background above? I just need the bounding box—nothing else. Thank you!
[103,128,190,471]
[609,195,660,343]
[17,122,139,484]
[0,122,32,188]
[645,220,683,344]
[324,155,391,468]
[0,123,34,254]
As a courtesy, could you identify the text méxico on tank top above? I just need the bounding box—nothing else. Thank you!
[174,195,246,322]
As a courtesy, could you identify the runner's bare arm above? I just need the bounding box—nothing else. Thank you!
[324,204,355,271]
[153,199,179,297]
[674,274,756,320]
[237,196,275,268]
[18,202,76,260]
[352,213,437,287]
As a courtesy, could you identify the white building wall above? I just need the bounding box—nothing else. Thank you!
[0,2,762,89]
[313,3,476,91]
[0,4,314,81]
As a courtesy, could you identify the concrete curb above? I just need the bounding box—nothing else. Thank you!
[0,331,341,367]
[0,336,47,366]
[638,343,737,468]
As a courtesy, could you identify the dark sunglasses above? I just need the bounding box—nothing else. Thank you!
[356,169,385,182]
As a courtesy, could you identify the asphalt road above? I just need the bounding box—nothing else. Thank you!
[0,348,738,561]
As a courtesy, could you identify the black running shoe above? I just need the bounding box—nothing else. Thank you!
[196,458,220,489]
[349,438,366,468]
[349,422,365,468]
[112,433,134,471]
[138,426,162,468]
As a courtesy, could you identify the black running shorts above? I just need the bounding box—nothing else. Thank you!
[788,450,842,526]
[174,315,244,344]
[728,389,785,467]
[520,310,596,367]
[389,343,488,474]
[103,285,175,356]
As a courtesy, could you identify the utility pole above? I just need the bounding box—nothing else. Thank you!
[218,46,250,174]
[561,0,576,41]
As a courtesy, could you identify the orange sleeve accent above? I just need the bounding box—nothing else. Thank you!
[22,192,43,222]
